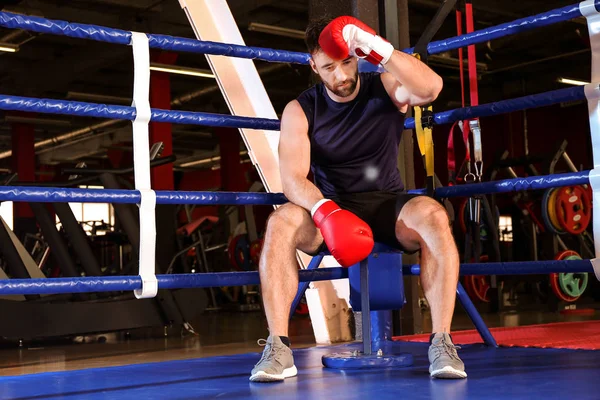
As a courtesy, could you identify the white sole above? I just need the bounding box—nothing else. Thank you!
[249,365,298,382]
[429,365,467,379]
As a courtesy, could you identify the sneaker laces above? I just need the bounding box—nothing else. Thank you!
[254,338,272,366]
[254,338,285,368]
[432,336,461,361]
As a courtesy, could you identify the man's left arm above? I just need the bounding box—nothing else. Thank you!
[380,51,443,110]
[318,16,443,110]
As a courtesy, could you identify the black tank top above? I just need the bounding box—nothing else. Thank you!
[296,72,406,197]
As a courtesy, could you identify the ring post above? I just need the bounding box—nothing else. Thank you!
[581,0,600,280]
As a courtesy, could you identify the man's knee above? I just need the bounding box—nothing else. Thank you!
[266,203,309,234]
[265,203,322,253]
[403,196,451,231]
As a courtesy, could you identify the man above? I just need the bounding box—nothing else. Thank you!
[249,15,466,382]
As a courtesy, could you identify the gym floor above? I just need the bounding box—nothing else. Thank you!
[1,309,598,376]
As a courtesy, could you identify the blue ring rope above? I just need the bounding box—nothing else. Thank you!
[0,186,289,205]
[405,3,585,56]
[0,259,591,295]
[0,12,311,65]
[0,95,281,131]
[407,170,591,198]
[0,170,588,204]
[0,85,587,132]
[0,269,349,295]
[404,86,586,129]
[0,3,586,62]
[404,259,594,276]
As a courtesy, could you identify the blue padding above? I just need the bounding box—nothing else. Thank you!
[405,86,586,128]
[0,95,281,130]
[370,242,403,254]
[0,186,288,205]
[1,342,598,399]
[371,310,393,343]
[349,250,405,311]
[426,170,590,198]
[0,12,311,65]
[0,268,349,295]
[405,4,582,56]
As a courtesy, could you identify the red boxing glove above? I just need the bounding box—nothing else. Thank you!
[318,16,394,66]
[312,199,374,267]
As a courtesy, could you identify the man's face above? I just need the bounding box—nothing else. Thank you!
[310,50,359,98]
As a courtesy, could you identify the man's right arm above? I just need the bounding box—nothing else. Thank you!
[278,100,324,212]
[278,100,374,267]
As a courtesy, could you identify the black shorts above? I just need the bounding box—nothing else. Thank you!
[314,190,421,254]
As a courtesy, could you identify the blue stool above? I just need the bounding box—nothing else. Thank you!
[291,243,414,369]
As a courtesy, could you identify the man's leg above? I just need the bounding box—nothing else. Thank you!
[251,203,323,382]
[394,195,466,379]
[260,203,324,336]
[395,196,459,333]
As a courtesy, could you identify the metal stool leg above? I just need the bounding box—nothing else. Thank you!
[322,255,413,369]
[360,258,372,355]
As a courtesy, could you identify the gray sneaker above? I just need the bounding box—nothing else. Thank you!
[249,336,297,382]
[428,332,467,379]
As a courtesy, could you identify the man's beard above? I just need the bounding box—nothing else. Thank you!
[323,72,358,97]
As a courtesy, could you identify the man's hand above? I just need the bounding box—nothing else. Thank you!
[318,16,394,66]
[312,199,374,267]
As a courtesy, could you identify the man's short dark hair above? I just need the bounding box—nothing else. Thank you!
[305,15,334,54]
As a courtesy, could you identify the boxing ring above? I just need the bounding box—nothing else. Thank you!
[1,0,600,398]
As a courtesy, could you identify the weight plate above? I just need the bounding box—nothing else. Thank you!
[557,254,588,298]
[548,189,565,234]
[542,188,563,235]
[463,255,490,303]
[558,270,588,298]
[228,234,251,271]
[465,275,490,303]
[550,250,588,302]
[249,238,263,267]
[554,186,592,235]
[550,272,578,302]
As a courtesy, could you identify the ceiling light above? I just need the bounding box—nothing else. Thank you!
[248,22,305,39]
[557,77,589,86]
[150,63,215,78]
[0,43,19,53]
[179,151,248,168]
